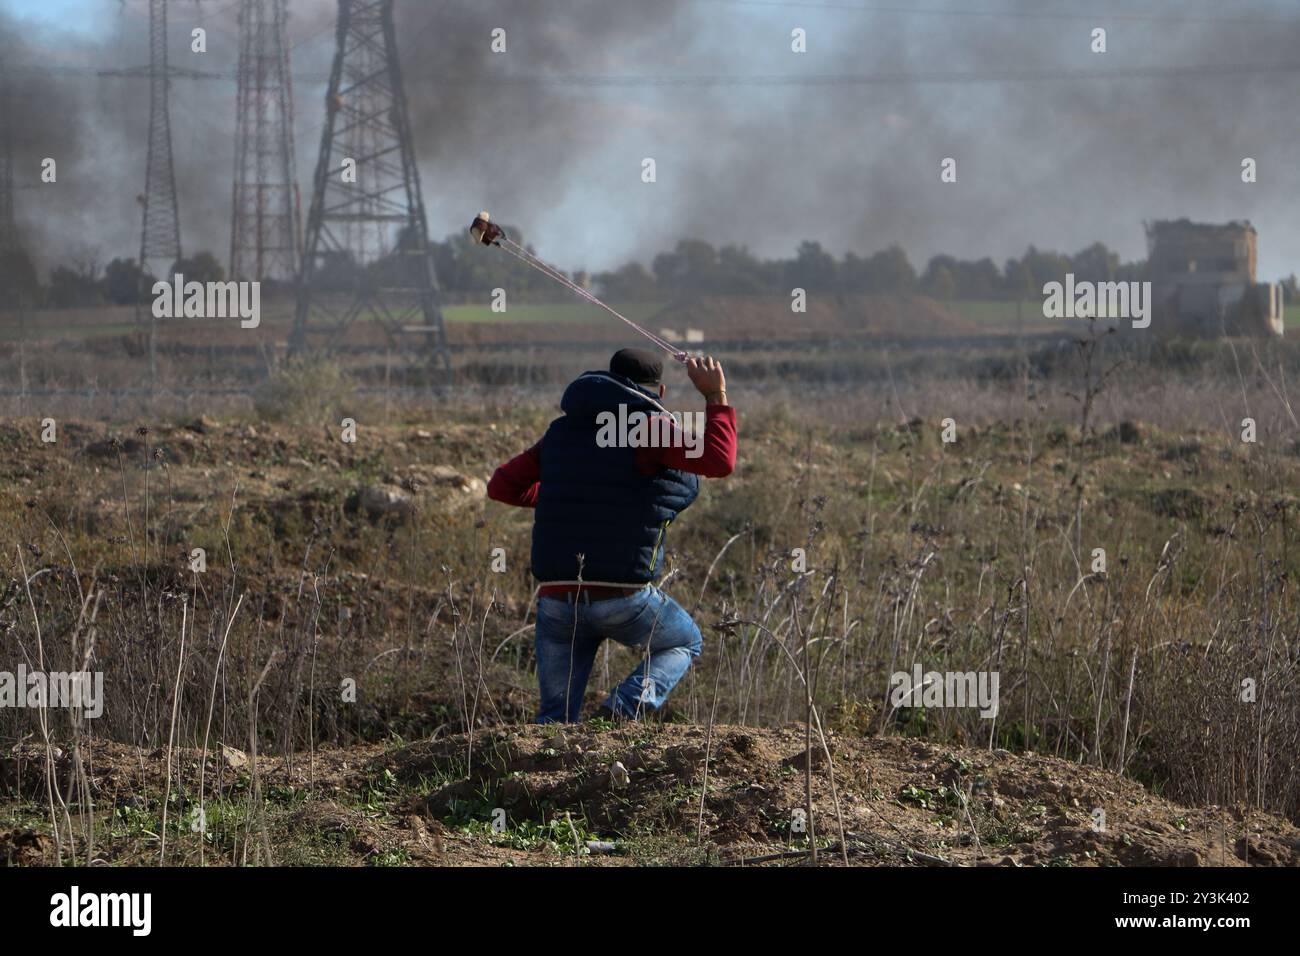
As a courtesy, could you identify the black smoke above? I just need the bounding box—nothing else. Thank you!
[4,0,1300,280]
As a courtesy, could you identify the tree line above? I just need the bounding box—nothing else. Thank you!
[4,227,1296,310]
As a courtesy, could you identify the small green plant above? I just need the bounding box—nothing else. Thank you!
[112,803,159,838]
[442,788,499,828]
[359,768,399,812]
[899,783,962,812]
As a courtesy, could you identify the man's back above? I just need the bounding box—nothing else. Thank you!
[486,350,735,722]
[532,370,701,586]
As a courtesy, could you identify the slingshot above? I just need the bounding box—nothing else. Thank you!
[469,211,688,364]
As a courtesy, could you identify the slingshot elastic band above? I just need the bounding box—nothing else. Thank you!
[470,211,689,364]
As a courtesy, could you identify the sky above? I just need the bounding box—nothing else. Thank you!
[3,0,1300,281]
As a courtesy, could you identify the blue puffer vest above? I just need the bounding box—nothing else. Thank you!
[531,371,700,584]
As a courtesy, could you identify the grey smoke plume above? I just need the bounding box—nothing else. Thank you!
[0,8,91,258]
[4,0,1300,279]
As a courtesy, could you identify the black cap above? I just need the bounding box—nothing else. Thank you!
[609,348,663,386]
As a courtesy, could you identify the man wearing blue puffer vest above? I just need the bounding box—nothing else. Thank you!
[487,348,736,722]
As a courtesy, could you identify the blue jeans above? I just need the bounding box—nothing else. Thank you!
[533,587,702,723]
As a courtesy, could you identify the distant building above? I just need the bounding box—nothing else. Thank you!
[657,328,705,345]
[1146,219,1283,336]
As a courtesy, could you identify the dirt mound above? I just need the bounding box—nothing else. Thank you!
[377,724,1300,866]
[4,724,1296,866]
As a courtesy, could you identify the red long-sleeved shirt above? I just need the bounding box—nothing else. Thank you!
[488,404,737,507]
[488,404,737,594]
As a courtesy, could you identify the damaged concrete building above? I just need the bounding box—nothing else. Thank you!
[1145,219,1284,336]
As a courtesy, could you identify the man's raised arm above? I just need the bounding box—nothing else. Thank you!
[642,356,737,478]
[487,441,543,508]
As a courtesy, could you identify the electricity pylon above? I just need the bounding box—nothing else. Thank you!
[230,0,301,281]
[138,0,183,388]
[139,0,182,279]
[0,64,16,255]
[291,0,449,378]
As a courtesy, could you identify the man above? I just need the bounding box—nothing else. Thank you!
[487,348,736,723]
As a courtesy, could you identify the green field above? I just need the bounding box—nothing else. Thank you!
[946,298,1054,328]
[0,301,669,341]
[442,301,665,324]
[8,297,1294,342]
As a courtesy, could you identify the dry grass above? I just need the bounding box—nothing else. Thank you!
[2,331,1299,864]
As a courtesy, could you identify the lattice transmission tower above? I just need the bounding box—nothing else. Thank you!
[0,66,16,255]
[0,64,25,406]
[230,0,301,281]
[291,0,449,375]
[137,0,183,387]
[139,0,182,280]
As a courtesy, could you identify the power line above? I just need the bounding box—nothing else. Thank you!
[408,60,1300,87]
[114,0,1297,28]
[695,0,1296,26]
[17,58,1300,87]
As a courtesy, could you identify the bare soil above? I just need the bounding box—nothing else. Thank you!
[3,724,1296,866]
